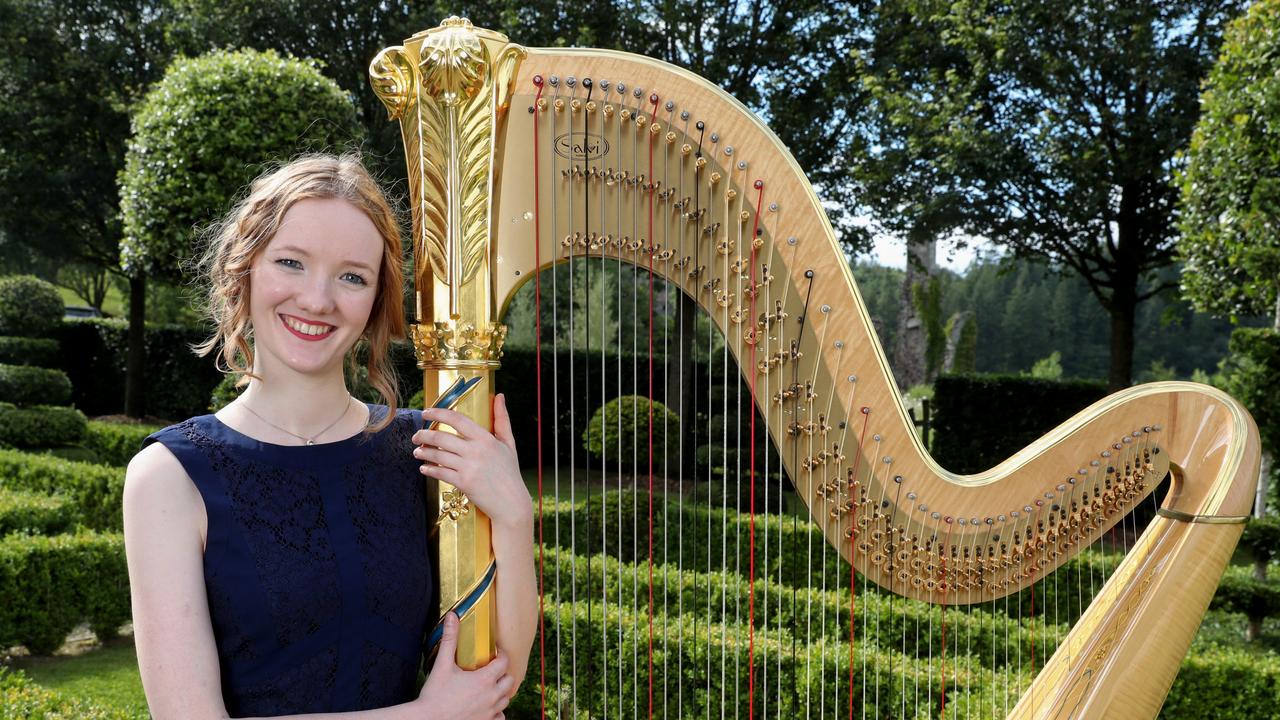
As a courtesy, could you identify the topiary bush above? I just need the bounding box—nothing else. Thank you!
[85,420,163,467]
[0,275,63,338]
[0,449,125,530]
[0,405,88,448]
[0,489,75,536]
[0,364,72,407]
[0,336,59,367]
[582,395,679,465]
[0,668,140,720]
[0,531,129,654]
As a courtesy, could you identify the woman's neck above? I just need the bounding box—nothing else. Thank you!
[231,359,360,441]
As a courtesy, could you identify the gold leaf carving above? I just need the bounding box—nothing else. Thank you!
[369,47,415,120]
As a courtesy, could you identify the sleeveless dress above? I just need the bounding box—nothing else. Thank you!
[143,405,436,716]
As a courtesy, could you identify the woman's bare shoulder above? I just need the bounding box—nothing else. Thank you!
[124,441,207,547]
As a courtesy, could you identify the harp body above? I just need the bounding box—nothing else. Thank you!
[372,19,1261,719]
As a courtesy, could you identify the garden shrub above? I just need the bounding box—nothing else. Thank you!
[0,336,59,367]
[931,374,1109,473]
[0,449,125,530]
[0,531,129,654]
[0,364,72,407]
[51,318,221,419]
[0,668,140,720]
[0,489,74,536]
[582,395,679,464]
[0,405,87,448]
[0,275,63,338]
[85,420,163,467]
[1164,644,1280,718]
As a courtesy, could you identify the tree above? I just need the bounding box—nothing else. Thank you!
[0,0,177,297]
[1178,0,1280,524]
[119,49,364,415]
[1178,0,1280,327]
[854,0,1243,390]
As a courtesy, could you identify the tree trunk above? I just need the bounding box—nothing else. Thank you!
[124,274,146,418]
[1107,282,1136,391]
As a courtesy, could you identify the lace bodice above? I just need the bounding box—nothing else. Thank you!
[144,406,435,716]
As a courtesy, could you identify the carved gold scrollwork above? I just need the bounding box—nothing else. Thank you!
[369,47,415,120]
[410,321,507,367]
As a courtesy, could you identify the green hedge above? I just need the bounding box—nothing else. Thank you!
[0,405,87,449]
[0,531,129,654]
[0,336,59,367]
[582,395,680,463]
[1164,644,1280,719]
[50,317,221,420]
[0,275,63,338]
[931,374,1109,473]
[0,668,141,720]
[0,489,74,536]
[85,421,162,468]
[1211,565,1280,622]
[0,449,125,531]
[0,364,72,407]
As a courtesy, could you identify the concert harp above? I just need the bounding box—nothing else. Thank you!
[370,17,1261,719]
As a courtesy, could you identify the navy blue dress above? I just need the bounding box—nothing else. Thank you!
[144,406,436,716]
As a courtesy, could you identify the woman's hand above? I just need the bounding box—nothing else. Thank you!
[412,393,533,533]
[414,612,513,719]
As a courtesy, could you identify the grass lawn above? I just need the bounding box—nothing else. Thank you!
[55,284,125,318]
[10,636,147,717]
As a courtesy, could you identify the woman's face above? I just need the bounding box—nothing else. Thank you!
[247,197,383,380]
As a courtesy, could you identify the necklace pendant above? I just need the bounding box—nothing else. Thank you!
[306,439,315,446]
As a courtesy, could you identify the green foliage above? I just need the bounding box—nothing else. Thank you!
[1220,328,1280,456]
[911,275,946,378]
[0,449,125,531]
[118,48,363,279]
[208,373,243,413]
[0,405,88,449]
[0,489,74,536]
[0,668,139,720]
[947,312,977,374]
[84,421,162,468]
[855,1,1238,387]
[0,275,64,338]
[51,318,221,420]
[0,531,128,654]
[1027,352,1064,381]
[0,364,72,407]
[1212,567,1280,624]
[1163,644,1280,719]
[931,374,1109,473]
[1240,516,1280,567]
[0,336,59,367]
[1177,0,1280,319]
[582,395,679,464]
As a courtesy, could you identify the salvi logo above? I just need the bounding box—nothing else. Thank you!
[553,132,609,161]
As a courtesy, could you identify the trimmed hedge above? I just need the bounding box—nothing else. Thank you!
[85,420,162,468]
[0,405,87,449]
[582,395,680,463]
[0,275,63,338]
[1164,644,1280,719]
[0,365,72,407]
[51,318,221,420]
[0,531,129,654]
[931,374,1109,473]
[0,489,74,536]
[0,449,125,531]
[0,336,59,367]
[0,668,141,720]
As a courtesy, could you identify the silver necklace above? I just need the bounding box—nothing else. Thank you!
[240,395,354,446]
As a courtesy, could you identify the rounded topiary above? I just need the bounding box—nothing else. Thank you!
[582,395,679,465]
[0,275,64,338]
[0,337,59,367]
[0,405,88,448]
[0,365,72,407]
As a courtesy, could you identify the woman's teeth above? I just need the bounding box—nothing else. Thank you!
[283,316,332,336]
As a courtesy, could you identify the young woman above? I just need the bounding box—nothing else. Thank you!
[123,154,536,720]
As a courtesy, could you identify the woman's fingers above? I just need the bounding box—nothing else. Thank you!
[413,445,465,467]
[420,407,486,438]
[411,428,467,453]
[492,394,518,454]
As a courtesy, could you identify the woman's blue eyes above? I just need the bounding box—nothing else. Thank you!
[273,258,368,286]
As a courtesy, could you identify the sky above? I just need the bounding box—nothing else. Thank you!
[862,235,996,274]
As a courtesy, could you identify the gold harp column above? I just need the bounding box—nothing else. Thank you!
[370,17,525,670]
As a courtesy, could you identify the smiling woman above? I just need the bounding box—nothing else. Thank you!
[120,153,536,720]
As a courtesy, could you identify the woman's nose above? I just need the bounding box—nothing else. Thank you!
[296,277,336,315]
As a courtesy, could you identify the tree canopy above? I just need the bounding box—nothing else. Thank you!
[853,0,1243,389]
[1178,0,1280,325]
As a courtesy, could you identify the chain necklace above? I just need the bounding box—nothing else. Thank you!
[240,395,355,446]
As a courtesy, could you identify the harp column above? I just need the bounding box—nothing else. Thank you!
[370,17,526,669]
